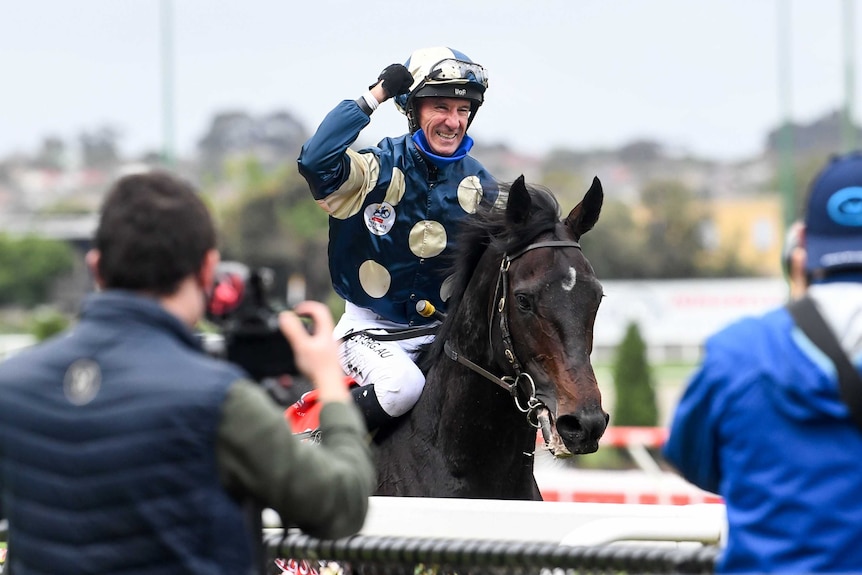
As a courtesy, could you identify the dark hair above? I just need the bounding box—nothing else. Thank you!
[94,171,216,296]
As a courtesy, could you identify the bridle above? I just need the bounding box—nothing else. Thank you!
[443,239,582,430]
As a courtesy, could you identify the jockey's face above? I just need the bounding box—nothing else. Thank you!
[416,96,471,157]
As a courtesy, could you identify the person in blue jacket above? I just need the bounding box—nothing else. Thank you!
[298,47,505,431]
[664,151,862,573]
[0,171,374,574]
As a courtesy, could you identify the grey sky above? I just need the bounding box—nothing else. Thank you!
[1,0,856,162]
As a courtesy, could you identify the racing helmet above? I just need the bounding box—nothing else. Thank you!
[394,47,488,134]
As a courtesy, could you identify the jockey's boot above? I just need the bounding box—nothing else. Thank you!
[351,384,396,432]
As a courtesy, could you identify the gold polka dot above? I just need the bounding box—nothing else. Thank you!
[409,220,447,258]
[358,260,391,298]
[457,175,484,213]
[384,167,407,206]
[440,275,456,302]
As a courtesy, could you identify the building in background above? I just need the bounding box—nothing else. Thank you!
[702,195,784,277]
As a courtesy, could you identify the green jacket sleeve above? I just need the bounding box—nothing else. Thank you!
[216,379,375,539]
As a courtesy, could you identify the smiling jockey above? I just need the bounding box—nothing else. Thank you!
[297,47,505,432]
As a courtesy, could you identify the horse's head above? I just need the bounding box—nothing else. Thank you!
[490,175,608,456]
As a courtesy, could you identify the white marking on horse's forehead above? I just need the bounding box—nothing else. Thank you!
[561,267,577,292]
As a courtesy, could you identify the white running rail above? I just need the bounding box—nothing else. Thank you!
[264,496,727,546]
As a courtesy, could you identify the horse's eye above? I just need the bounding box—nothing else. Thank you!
[515,294,532,312]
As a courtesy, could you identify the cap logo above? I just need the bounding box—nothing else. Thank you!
[454,88,466,96]
[827,187,862,227]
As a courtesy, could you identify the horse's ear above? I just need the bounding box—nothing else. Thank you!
[564,176,603,238]
[506,175,532,226]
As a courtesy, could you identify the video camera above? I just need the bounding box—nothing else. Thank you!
[204,262,302,382]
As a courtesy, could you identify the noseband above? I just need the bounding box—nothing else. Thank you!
[443,239,582,428]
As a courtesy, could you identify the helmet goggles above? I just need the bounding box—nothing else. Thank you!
[425,58,488,90]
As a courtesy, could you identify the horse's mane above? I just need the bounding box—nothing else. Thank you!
[420,181,561,370]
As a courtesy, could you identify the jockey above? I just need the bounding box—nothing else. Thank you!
[297,47,505,431]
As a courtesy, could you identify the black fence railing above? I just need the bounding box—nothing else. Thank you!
[0,524,720,574]
[266,531,720,575]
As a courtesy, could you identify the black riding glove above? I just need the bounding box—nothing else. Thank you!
[371,64,413,99]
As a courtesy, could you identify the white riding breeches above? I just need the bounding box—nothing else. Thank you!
[334,302,437,417]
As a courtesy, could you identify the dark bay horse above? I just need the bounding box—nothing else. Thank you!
[372,175,608,499]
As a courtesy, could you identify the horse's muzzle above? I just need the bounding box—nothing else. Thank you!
[554,410,609,455]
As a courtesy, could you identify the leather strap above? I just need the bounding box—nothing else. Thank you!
[444,340,511,391]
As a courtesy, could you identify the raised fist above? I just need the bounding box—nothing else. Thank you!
[372,64,414,100]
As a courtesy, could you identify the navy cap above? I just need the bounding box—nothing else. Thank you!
[804,152,862,275]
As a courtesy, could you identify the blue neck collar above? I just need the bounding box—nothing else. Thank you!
[411,130,474,167]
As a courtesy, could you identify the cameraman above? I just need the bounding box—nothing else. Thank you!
[0,171,375,574]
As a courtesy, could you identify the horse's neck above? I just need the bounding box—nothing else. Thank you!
[433,269,511,416]
[373,253,542,498]
[421,296,536,464]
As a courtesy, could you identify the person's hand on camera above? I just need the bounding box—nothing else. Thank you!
[369,63,413,102]
[278,301,350,403]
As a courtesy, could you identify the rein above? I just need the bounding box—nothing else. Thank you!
[443,239,582,429]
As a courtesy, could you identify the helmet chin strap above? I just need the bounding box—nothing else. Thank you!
[406,107,419,134]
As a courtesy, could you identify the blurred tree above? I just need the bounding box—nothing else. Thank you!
[765,109,862,158]
[258,111,308,157]
[0,235,75,307]
[617,140,664,164]
[79,126,121,169]
[579,199,657,279]
[769,153,831,223]
[640,179,706,278]
[540,148,595,174]
[29,307,70,341]
[214,158,331,304]
[538,170,587,208]
[538,170,751,279]
[32,136,65,170]
[197,109,307,178]
[611,322,659,427]
[198,111,256,177]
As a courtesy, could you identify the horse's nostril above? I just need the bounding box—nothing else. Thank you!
[556,411,608,447]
